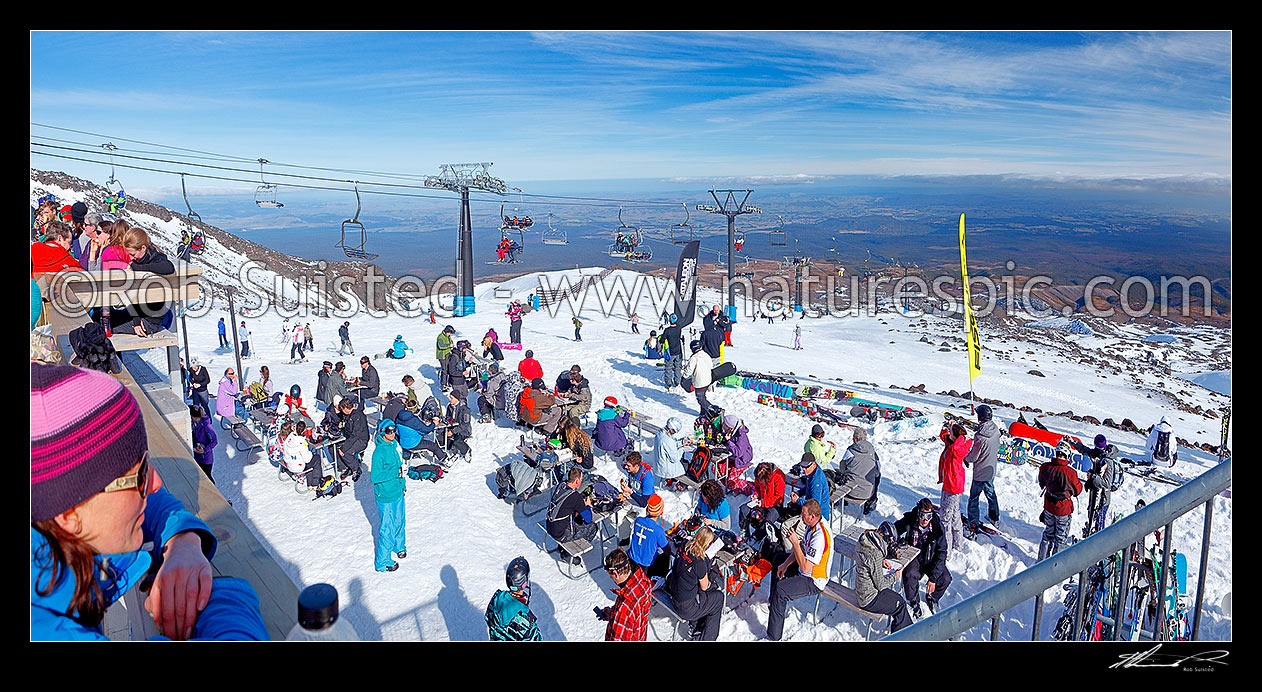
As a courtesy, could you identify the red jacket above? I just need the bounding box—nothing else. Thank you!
[938,431,971,495]
[605,567,651,641]
[31,241,80,277]
[518,357,543,382]
[1038,457,1084,517]
[756,468,786,508]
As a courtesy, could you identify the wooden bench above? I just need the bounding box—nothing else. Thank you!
[815,582,889,641]
[536,519,596,580]
[362,395,386,424]
[650,585,691,641]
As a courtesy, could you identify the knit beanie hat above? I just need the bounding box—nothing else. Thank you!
[30,363,148,522]
[646,494,664,517]
[70,201,88,224]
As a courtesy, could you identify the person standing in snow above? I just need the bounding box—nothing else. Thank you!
[937,423,971,558]
[217,317,228,347]
[371,419,407,573]
[303,323,313,352]
[190,405,218,483]
[290,325,306,363]
[486,557,542,641]
[682,340,714,416]
[793,324,802,350]
[661,315,684,391]
[1075,434,1117,537]
[436,325,455,392]
[338,321,354,355]
[1037,440,1083,559]
[962,404,1002,529]
[238,321,251,359]
[507,300,524,344]
[572,316,583,342]
[629,312,639,334]
[1145,416,1177,467]
[188,357,211,416]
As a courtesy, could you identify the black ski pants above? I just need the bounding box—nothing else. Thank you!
[676,586,724,641]
[901,556,952,609]
[864,588,914,633]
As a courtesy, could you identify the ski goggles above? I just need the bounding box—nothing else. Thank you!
[103,451,151,499]
[380,425,397,436]
[917,509,934,523]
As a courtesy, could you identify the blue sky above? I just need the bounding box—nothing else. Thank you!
[30,31,1231,198]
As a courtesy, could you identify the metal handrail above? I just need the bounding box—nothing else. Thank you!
[885,457,1231,641]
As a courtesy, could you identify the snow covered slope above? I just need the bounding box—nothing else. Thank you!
[183,268,1231,641]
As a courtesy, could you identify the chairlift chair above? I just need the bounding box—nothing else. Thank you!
[541,212,568,245]
[254,158,284,208]
[508,189,534,229]
[336,182,378,261]
[608,207,644,258]
[669,203,693,245]
[768,214,787,247]
[178,174,206,256]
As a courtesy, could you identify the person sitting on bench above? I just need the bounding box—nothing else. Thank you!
[520,378,563,435]
[335,396,368,482]
[476,363,507,423]
[855,524,913,633]
[442,391,473,461]
[739,462,786,544]
[628,494,671,579]
[612,451,655,543]
[838,427,882,515]
[594,396,633,464]
[396,400,449,465]
[695,480,731,531]
[557,417,595,470]
[766,498,831,641]
[653,416,691,481]
[892,499,951,618]
[545,467,597,565]
[666,525,724,641]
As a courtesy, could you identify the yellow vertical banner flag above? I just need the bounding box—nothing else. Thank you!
[959,213,982,384]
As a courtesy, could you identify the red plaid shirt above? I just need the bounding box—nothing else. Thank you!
[605,567,651,641]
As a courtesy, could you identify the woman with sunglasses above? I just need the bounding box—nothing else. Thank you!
[31,363,267,640]
[371,419,407,573]
[77,213,115,272]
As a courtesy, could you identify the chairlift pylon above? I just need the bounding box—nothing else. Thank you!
[337,182,378,261]
[541,212,568,245]
[254,158,284,208]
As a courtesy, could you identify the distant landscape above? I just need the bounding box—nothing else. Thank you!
[153,174,1231,293]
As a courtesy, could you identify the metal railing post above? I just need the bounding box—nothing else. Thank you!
[1073,566,1089,640]
[1112,543,1132,640]
[990,616,999,641]
[1192,498,1214,640]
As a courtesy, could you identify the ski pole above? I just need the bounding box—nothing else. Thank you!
[1156,521,1173,641]
[1112,543,1133,640]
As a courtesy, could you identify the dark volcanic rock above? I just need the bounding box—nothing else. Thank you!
[1028,370,1045,377]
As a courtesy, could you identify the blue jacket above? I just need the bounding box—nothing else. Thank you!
[698,497,731,525]
[628,516,670,569]
[31,487,266,640]
[594,407,630,452]
[371,419,406,503]
[391,339,412,359]
[485,590,541,641]
[653,429,687,480]
[217,320,226,334]
[192,415,218,465]
[395,409,435,451]
[802,466,832,521]
[622,464,655,506]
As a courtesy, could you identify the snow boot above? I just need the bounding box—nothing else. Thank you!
[377,562,399,573]
[396,550,407,559]
[910,600,922,619]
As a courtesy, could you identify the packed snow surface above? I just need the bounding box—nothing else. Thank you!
[186,269,1231,641]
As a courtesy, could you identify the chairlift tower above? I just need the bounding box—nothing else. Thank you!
[696,189,761,319]
[424,163,507,316]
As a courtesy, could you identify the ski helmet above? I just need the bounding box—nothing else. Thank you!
[1055,439,1073,458]
[878,521,898,547]
[669,313,678,324]
[289,384,301,398]
[976,404,992,422]
[506,556,530,590]
[666,416,683,433]
[604,396,619,408]
[690,340,701,353]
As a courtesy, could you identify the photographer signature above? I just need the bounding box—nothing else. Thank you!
[1110,644,1228,670]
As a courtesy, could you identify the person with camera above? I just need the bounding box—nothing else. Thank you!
[666,524,725,640]
[766,498,831,641]
[787,451,831,522]
[486,557,542,641]
[598,548,652,641]
[652,416,691,481]
[855,523,913,633]
[546,467,598,565]
[892,499,952,618]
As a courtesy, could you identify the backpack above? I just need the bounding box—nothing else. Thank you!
[495,457,543,502]
[247,382,268,402]
[1153,431,1171,461]
[686,446,713,483]
[408,464,446,483]
[419,396,441,423]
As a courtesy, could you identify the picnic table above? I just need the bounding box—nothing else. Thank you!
[833,523,920,590]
